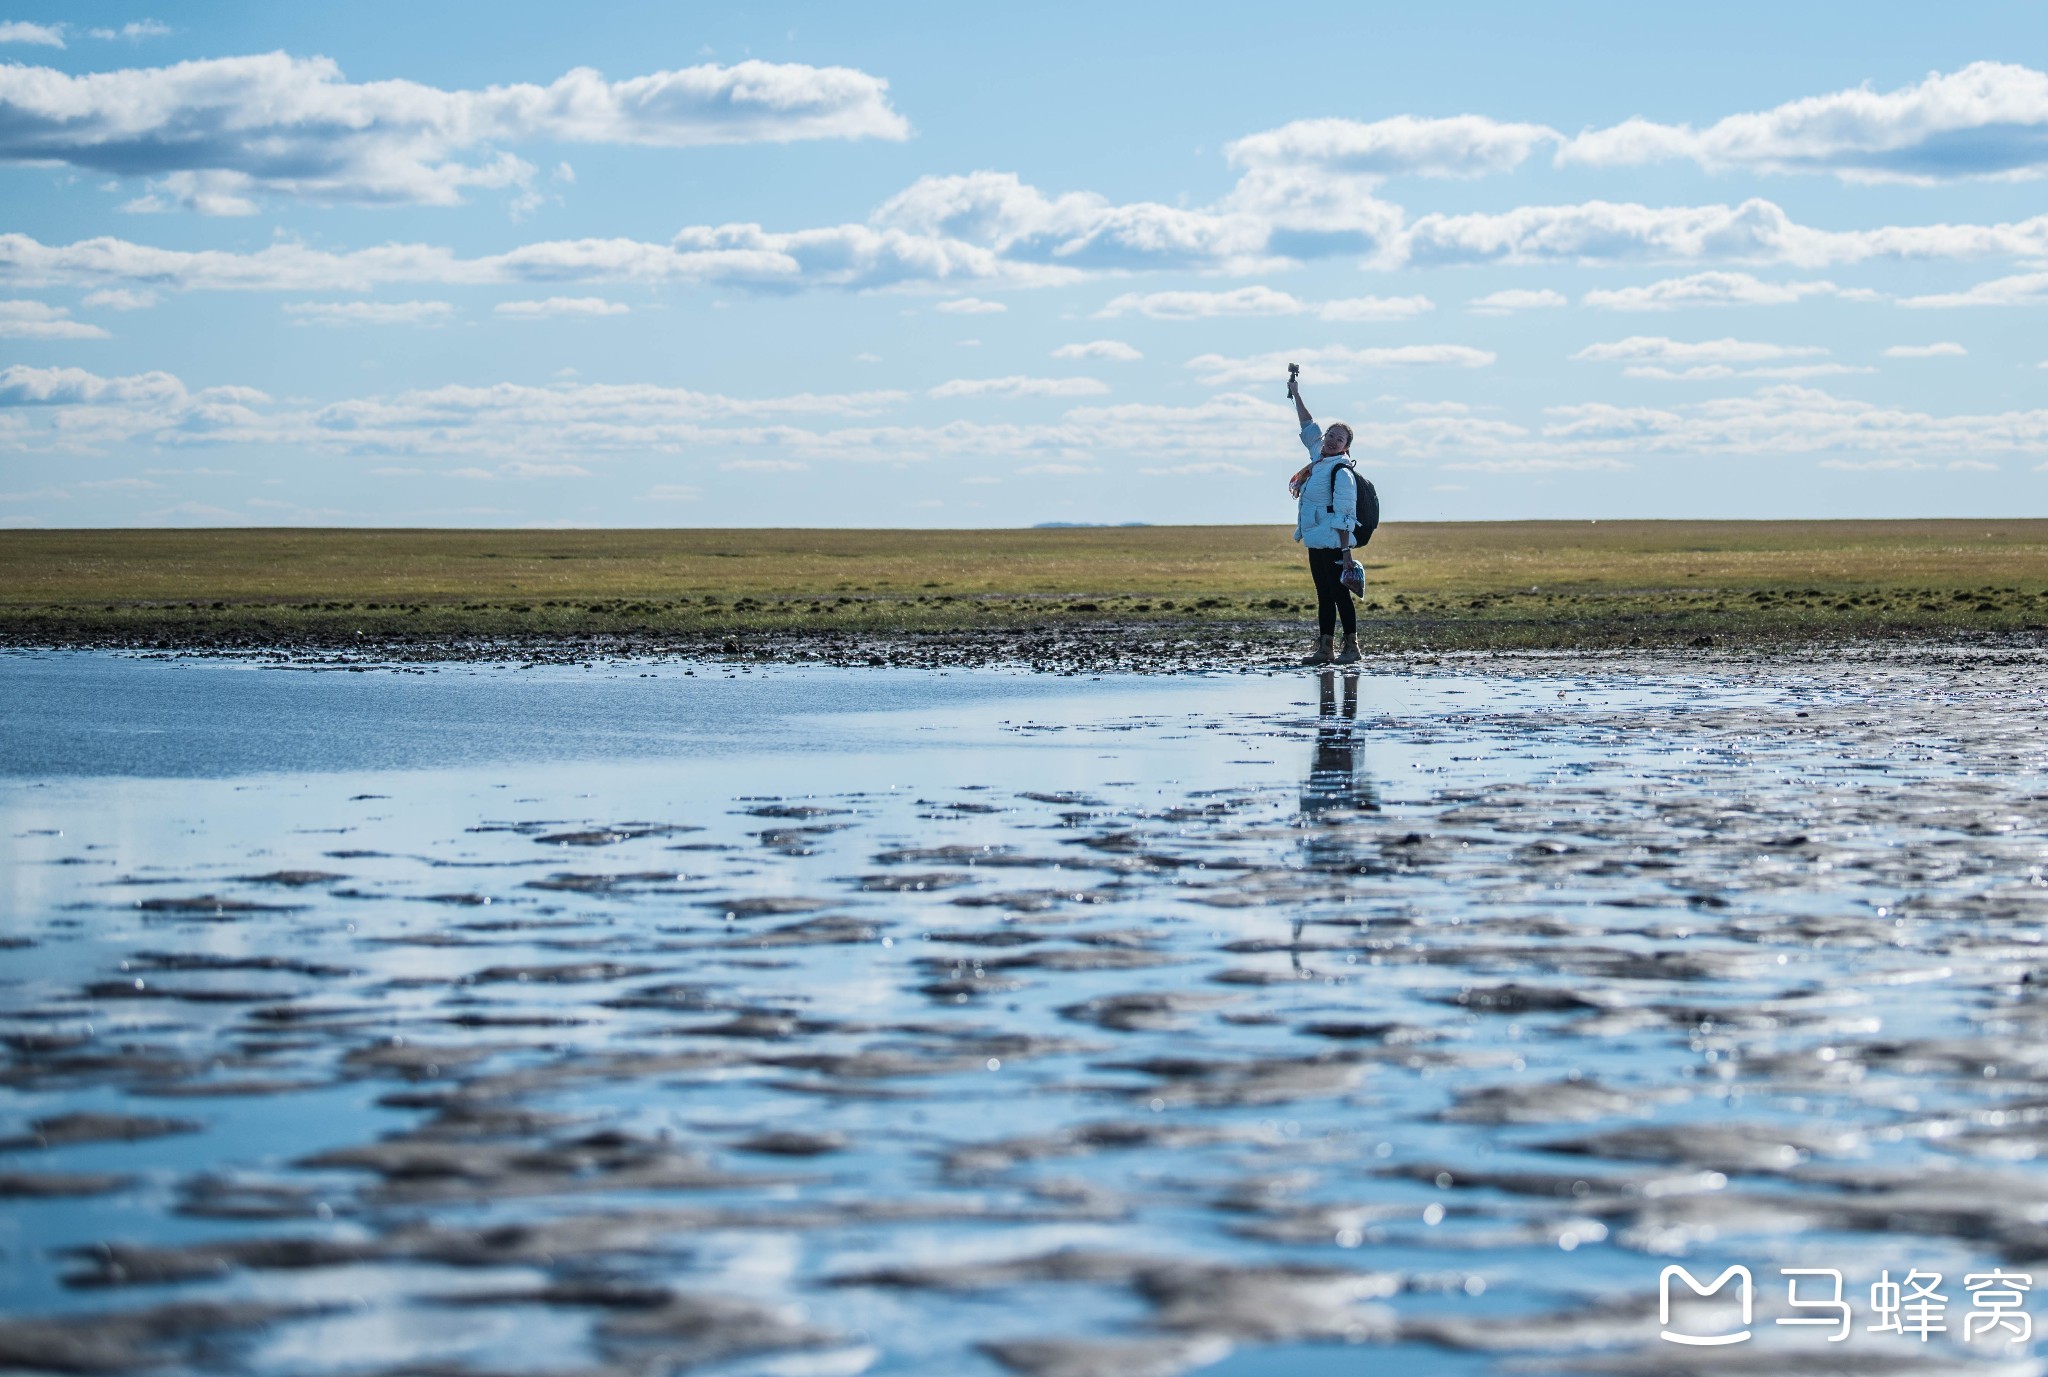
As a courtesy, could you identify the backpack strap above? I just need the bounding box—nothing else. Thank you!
[1324,457,1355,512]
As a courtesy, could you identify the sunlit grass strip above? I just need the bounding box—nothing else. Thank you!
[3,522,2046,650]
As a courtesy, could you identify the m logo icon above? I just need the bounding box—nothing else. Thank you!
[1661,1265,1754,1346]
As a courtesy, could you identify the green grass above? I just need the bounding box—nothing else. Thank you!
[3,522,2046,650]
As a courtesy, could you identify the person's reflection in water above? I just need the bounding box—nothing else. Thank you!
[1300,669,1379,820]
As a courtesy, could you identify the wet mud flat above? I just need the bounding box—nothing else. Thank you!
[3,651,2047,1376]
[11,619,2048,672]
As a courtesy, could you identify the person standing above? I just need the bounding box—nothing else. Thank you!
[1287,372,1360,665]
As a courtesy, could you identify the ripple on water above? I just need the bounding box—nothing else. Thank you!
[3,653,2047,1374]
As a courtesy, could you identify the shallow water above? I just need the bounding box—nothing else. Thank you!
[3,650,2047,1376]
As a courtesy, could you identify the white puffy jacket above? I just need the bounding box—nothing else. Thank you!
[1293,422,1357,549]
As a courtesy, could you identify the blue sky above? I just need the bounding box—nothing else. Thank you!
[1,0,2045,528]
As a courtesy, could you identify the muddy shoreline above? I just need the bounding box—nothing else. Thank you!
[7,653,2048,1373]
[6,619,2047,673]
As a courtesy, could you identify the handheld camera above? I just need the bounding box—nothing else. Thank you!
[1287,362,1299,398]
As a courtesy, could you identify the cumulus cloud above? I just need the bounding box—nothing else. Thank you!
[0,299,109,338]
[1618,362,1872,382]
[82,286,156,310]
[1444,456,1632,474]
[0,225,1047,294]
[1897,271,2048,308]
[493,296,630,318]
[1560,62,2048,184]
[721,458,808,472]
[1571,336,1828,365]
[0,364,913,460]
[283,300,454,327]
[8,172,2048,304]
[0,20,63,46]
[1187,343,1495,387]
[1569,335,1866,381]
[1468,288,1567,314]
[934,296,1005,314]
[10,365,2048,473]
[1534,384,2048,458]
[1052,340,1141,361]
[1097,285,1432,321]
[1318,294,1436,322]
[0,53,909,211]
[1884,342,1967,358]
[1397,197,2048,269]
[0,362,182,404]
[1097,285,1303,319]
[929,375,1110,399]
[89,20,170,40]
[1226,114,1559,178]
[1136,460,1256,477]
[1581,271,1869,310]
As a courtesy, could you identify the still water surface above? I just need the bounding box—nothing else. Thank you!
[2,651,2045,1375]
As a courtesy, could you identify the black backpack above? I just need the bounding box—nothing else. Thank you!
[1324,459,1380,547]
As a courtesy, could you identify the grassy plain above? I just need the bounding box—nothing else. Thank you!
[3,521,2046,652]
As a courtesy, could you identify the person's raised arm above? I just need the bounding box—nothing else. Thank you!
[1292,382,1312,429]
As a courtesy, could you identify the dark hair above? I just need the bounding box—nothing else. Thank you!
[1325,422,1352,451]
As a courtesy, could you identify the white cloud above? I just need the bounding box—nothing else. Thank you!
[82,287,156,310]
[934,296,1005,314]
[1571,336,1827,365]
[1468,288,1567,315]
[1052,340,1141,361]
[1817,457,1936,472]
[1884,342,1968,358]
[1098,285,1304,319]
[1618,362,1872,381]
[1319,294,1436,322]
[1226,114,1559,178]
[1581,271,1864,311]
[0,299,109,338]
[1096,285,1431,321]
[1016,462,1100,476]
[283,300,454,327]
[1397,198,2048,269]
[0,53,908,211]
[493,296,630,318]
[9,172,2048,305]
[1444,456,1632,474]
[0,364,912,461]
[14,366,2048,472]
[1560,62,2048,184]
[1138,461,1256,476]
[0,20,62,46]
[0,363,182,404]
[1537,384,2048,459]
[929,375,1110,399]
[500,461,590,478]
[0,227,1040,294]
[1187,343,1495,387]
[1898,271,2048,308]
[88,20,170,40]
[870,169,1287,274]
[721,458,808,472]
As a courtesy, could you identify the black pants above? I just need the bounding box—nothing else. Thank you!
[1307,547,1355,637]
